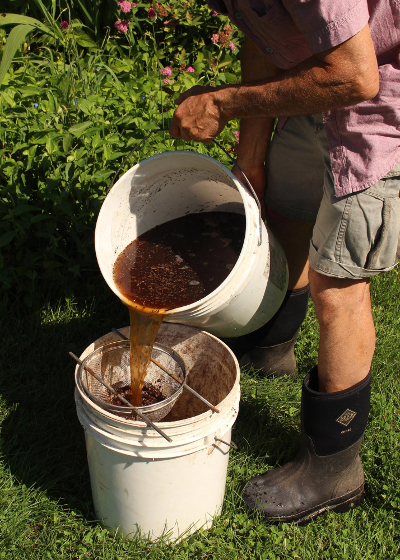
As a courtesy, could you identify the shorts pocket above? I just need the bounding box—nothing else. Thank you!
[340,178,400,272]
[366,195,400,270]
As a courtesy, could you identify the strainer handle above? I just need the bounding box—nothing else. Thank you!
[69,352,172,443]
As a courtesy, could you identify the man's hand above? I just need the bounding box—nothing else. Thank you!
[169,85,229,143]
[232,163,267,220]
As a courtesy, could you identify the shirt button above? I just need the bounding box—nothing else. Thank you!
[235,11,243,19]
[265,46,274,53]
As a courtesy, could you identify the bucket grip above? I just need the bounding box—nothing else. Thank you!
[107,129,263,245]
[215,437,238,451]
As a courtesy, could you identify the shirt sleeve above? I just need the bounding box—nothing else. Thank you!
[204,0,229,15]
[282,0,370,53]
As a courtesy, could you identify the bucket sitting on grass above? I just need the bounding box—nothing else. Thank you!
[95,151,288,338]
[74,323,240,542]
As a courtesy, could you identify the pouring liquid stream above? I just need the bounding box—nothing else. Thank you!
[113,212,246,407]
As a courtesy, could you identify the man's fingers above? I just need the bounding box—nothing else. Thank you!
[169,115,181,138]
[169,116,193,142]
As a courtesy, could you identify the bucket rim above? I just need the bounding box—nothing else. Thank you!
[74,326,240,430]
[95,150,261,316]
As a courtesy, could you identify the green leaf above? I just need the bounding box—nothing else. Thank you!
[13,204,41,216]
[73,29,99,49]
[0,230,15,248]
[0,24,36,87]
[68,121,93,137]
[63,134,73,153]
[0,14,48,29]
[18,85,44,98]
[223,72,238,84]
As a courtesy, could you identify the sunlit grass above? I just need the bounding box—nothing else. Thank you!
[0,268,399,558]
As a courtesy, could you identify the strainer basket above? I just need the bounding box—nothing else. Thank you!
[76,340,186,422]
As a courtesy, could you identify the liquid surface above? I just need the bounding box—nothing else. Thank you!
[112,212,246,406]
[113,212,246,309]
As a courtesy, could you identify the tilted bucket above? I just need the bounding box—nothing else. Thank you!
[74,323,240,541]
[95,151,288,338]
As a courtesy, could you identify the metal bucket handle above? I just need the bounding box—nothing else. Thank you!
[107,128,263,245]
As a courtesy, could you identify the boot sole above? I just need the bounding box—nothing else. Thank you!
[267,485,365,525]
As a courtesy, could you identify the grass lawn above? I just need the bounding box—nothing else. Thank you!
[0,268,399,559]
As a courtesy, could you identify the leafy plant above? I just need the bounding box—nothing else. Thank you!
[0,3,243,302]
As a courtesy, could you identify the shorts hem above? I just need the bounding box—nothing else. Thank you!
[309,243,397,279]
[265,192,318,223]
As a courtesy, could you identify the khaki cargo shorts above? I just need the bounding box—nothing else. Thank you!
[265,114,400,279]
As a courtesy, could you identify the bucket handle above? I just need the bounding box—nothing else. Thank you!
[214,437,238,451]
[107,129,263,246]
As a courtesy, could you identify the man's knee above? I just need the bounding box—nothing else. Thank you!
[309,268,370,325]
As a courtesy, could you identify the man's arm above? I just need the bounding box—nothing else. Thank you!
[235,36,280,170]
[170,24,379,143]
[233,37,280,215]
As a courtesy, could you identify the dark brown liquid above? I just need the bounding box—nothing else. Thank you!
[113,212,246,406]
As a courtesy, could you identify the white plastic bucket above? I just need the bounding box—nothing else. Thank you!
[75,323,240,541]
[95,151,288,337]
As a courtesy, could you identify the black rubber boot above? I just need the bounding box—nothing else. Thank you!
[243,367,371,523]
[224,285,309,376]
[239,331,298,376]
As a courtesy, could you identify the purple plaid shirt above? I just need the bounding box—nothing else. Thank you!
[206,0,400,197]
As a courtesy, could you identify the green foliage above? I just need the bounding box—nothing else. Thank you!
[0,3,242,301]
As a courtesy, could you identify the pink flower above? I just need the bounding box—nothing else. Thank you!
[185,66,195,73]
[60,20,69,30]
[212,10,219,16]
[118,1,132,13]
[131,2,137,6]
[163,20,169,25]
[229,42,236,50]
[148,7,157,18]
[233,131,240,142]
[211,33,219,44]
[163,78,171,85]
[161,67,172,76]
[114,20,129,33]
[164,19,178,28]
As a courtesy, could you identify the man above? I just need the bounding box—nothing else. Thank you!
[169,1,400,523]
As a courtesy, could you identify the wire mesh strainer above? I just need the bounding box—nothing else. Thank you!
[76,340,186,421]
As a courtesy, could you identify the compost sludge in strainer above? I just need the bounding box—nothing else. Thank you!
[112,211,246,407]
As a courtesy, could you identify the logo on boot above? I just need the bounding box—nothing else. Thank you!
[336,409,357,427]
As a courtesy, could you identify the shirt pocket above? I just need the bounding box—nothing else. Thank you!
[238,0,312,67]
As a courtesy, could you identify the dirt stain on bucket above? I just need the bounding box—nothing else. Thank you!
[113,212,245,407]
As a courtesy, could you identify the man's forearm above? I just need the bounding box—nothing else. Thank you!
[217,25,379,122]
[169,25,378,144]
[236,37,278,167]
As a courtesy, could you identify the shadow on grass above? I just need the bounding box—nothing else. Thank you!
[0,282,127,520]
[234,375,302,472]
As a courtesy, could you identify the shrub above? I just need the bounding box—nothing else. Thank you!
[0,2,243,302]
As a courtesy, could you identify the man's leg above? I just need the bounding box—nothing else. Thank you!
[310,269,375,392]
[266,207,313,291]
[226,207,313,373]
[227,115,325,374]
[242,157,400,524]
